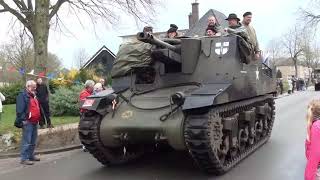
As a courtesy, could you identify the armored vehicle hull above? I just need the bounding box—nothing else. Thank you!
[79,34,276,174]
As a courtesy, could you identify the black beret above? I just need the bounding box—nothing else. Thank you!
[167,24,178,33]
[243,12,252,17]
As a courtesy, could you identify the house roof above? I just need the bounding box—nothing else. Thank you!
[82,45,116,69]
[185,9,228,37]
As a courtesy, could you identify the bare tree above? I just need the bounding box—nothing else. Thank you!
[300,0,320,27]
[281,26,304,77]
[1,30,62,82]
[266,38,284,67]
[0,0,158,74]
[73,48,89,69]
[1,30,33,82]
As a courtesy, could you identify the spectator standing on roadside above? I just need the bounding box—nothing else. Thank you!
[36,78,53,129]
[79,80,95,109]
[79,80,95,152]
[305,100,320,180]
[15,80,42,165]
[0,91,5,134]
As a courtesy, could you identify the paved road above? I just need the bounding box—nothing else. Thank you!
[1,90,318,180]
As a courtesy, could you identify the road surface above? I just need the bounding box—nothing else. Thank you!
[1,90,318,180]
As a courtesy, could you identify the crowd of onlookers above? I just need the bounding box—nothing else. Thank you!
[0,77,109,165]
[276,76,309,95]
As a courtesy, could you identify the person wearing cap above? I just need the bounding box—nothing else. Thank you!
[224,13,250,42]
[143,26,153,33]
[166,24,178,38]
[242,12,260,60]
[206,26,217,37]
[225,13,254,63]
[206,16,222,36]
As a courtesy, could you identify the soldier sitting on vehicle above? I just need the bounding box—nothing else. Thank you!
[206,26,218,37]
[166,24,178,38]
[143,26,153,33]
[224,13,253,64]
[224,13,251,42]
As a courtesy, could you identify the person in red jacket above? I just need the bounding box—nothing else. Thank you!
[305,99,320,180]
[16,80,42,165]
[79,80,95,113]
[79,80,95,151]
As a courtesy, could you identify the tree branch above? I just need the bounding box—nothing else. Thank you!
[0,0,31,32]
[49,0,68,20]
[27,0,33,11]
[0,8,8,12]
[13,0,27,10]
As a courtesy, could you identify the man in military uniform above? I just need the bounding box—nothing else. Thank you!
[224,13,253,64]
[143,26,153,33]
[166,24,178,38]
[242,12,260,60]
[224,13,250,41]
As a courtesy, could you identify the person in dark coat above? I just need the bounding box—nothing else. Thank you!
[279,79,284,94]
[15,80,42,165]
[36,78,53,128]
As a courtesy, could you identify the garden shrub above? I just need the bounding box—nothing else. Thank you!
[0,83,23,105]
[49,85,83,116]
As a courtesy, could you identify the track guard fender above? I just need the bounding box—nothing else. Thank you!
[81,90,116,114]
[182,83,231,110]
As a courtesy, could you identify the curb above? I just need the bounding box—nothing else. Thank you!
[0,144,82,159]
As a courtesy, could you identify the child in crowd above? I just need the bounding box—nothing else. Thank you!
[93,83,103,95]
[305,99,320,180]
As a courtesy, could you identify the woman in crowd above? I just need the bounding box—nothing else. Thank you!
[93,83,103,95]
[305,99,320,180]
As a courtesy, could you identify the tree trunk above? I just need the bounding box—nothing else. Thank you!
[293,58,298,77]
[33,0,50,76]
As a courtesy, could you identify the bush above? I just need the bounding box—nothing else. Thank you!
[0,83,24,105]
[49,85,84,116]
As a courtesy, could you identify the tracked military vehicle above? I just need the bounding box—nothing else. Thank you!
[79,31,276,174]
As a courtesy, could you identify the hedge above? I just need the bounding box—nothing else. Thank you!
[0,83,23,105]
[49,85,83,116]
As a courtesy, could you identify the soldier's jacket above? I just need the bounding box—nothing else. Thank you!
[226,23,251,43]
[226,23,253,64]
[242,23,260,53]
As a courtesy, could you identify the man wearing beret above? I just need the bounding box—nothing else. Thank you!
[166,24,178,38]
[242,12,260,60]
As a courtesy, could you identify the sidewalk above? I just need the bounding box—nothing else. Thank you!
[0,149,81,175]
[0,123,81,159]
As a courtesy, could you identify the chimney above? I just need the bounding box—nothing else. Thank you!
[188,13,193,29]
[191,1,199,27]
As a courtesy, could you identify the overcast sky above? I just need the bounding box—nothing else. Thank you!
[0,0,311,69]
